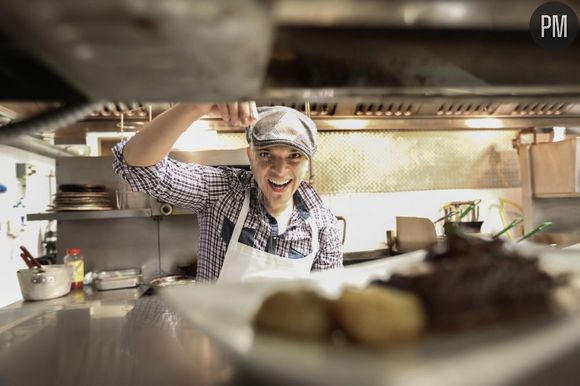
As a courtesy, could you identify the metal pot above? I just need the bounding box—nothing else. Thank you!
[17,265,73,301]
[444,221,484,234]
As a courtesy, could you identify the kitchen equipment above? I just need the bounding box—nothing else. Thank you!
[395,216,437,252]
[459,199,481,220]
[518,221,553,242]
[531,232,580,247]
[115,178,150,209]
[530,137,580,195]
[19,245,42,269]
[442,199,483,234]
[335,216,347,245]
[19,253,34,268]
[54,184,113,211]
[93,268,142,291]
[385,230,396,250]
[433,210,459,224]
[149,275,196,288]
[445,221,484,234]
[492,217,524,239]
[443,199,481,222]
[17,265,72,301]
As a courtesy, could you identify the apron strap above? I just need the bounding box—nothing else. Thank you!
[224,189,251,256]
[307,217,319,257]
[225,188,320,259]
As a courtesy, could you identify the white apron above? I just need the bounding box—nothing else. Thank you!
[217,189,319,284]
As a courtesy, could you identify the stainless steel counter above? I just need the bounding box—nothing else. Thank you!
[3,261,580,386]
[0,287,253,386]
[342,247,393,265]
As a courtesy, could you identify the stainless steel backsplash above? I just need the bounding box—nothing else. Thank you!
[217,130,521,194]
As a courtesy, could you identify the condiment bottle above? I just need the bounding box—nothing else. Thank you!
[64,248,84,290]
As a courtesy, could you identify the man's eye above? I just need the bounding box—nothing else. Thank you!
[289,153,302,159]
[258,151,270,158]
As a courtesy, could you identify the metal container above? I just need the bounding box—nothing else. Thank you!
[443,200,481,222]
[531,137,580,195]
[444,221,484,234]
[396,216,438,252]
[93,268,142,291]
[17,265,73,301]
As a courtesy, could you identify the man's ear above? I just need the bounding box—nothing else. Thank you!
[301,159,310,181]
[246,146,253,169]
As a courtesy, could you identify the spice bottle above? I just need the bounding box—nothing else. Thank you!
[64,248,84,290]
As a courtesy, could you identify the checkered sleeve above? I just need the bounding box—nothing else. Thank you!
[112,140,242,213]
[312,209,344,271]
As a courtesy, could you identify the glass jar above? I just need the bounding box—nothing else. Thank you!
[64,248,84,290]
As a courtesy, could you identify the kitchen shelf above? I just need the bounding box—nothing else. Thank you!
[27,207,197,221]
[27,209,153,221]
[533,193,580,198]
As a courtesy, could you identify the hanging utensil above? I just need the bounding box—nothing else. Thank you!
[492,217,524,240]
[19,253,35,268]
[518,221,553,242]
[19,246,43,270]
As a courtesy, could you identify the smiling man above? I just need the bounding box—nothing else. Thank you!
[113,102,343,282]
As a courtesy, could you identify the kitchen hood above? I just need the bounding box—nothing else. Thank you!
[2,0,580,146]
[0,0,580,102]
[2,96,580,146]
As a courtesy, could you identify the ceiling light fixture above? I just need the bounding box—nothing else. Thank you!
[464,118,504,129]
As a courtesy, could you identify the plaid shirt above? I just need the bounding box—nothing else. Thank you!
[112,142,343,281]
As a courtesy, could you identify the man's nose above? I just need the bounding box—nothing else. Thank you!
[271,157,287,173]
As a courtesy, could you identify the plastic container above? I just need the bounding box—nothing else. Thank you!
[64,248,84,290]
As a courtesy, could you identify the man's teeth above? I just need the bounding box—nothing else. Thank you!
[268,179,291,186]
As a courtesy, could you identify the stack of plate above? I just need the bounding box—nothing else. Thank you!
[53,184,113,211]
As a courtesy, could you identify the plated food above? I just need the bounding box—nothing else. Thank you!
[379,235,566,332]
[254,234,569,347]
[333,286,425,346]
[254,285,425,347]
[254,289,334,340]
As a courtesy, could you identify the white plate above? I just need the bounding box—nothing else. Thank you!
[160,245,580,386]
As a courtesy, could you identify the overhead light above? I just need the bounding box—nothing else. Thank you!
[464,118,504,129]
[174,120,218,151]
[189,120,215,130]
[552,126,566,142]
[330,119,368,130]
[115,121,145,130]
[86,132,134,156]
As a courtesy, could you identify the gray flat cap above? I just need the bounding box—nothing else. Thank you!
[246,106,318,158]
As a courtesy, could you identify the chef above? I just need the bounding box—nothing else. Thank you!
[113,102,343,282]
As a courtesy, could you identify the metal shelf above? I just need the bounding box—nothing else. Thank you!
[27,209,153,221]
[533,193,580,198]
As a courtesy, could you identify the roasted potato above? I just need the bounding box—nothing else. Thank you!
[254,289,334,340]
[333,285,425,347]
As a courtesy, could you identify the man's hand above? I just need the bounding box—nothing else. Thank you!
[212,101,259,127]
